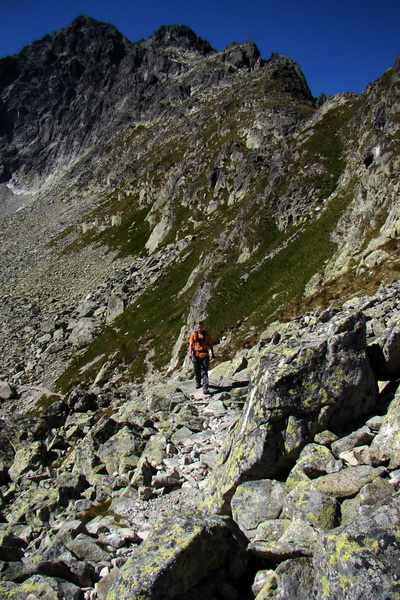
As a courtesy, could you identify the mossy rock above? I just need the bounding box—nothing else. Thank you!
[96,426,141,476]
[311,493,400,599]
[281,487,339,530]
[0,574,81,599]
[104,511,248,600]
[8,442,46,483]
[202,312,378,513]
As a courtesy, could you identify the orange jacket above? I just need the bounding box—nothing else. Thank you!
[189,330,213,357]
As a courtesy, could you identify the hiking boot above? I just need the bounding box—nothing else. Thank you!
[195,383,202,389]
[203,387,210,395]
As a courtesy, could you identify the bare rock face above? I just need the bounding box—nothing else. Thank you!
[0,14,316,194]
[0,16,130,183]
[0,18,215,186]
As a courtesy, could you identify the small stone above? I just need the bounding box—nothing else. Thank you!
[138,486,152,500]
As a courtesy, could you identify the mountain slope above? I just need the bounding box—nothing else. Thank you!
[0,17,399,391]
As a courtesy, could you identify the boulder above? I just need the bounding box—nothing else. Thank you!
[313,430,338,446]
[231,479,287,536]
[131,433,167,487]
[66,386,98,412]
[253,519,291,542]
[202,312,378,513]
[68,318,97,348]
[35,552,93,587]
[300,465,386,499]
[311,492,400,599]
[295,443,342,478]
[66,533,110,566]
[341,476,395,525]
[103,511,248,600]
[106,294,125,323]
[371,386,400,469]
[258,557,314,600]
[0,574,82,599]
[0,381,16,400]
[281,488,339,530]
[8,441,46,482]
[5,487,59,528]
[96,426,141,476]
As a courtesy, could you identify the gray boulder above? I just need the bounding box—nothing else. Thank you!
[0,381,15,400]
[103,511,248,600]
[68,318,97,348]
[231,480,287,537]
[311,492,400,599]
[106,294,125,323]
[202,311,378,513]
[66,533,110,567]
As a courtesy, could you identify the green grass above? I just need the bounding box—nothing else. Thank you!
[205,187,355,355]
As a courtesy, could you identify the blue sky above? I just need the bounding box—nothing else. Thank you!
[0,0,398,97]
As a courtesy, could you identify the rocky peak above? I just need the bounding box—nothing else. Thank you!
[19,15,129,66]
[219,40,261,69]
[145,24,214,55]
[266,51,314,100]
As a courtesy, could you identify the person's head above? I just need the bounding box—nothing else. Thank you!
[196,321,205,332]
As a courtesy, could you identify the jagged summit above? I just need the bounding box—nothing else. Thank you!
[0,17,315,186]
[219,40,261,70]
[146,23,214,55]
[21,14,129,61]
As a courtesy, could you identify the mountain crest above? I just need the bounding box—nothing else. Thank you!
[146,24,214,55]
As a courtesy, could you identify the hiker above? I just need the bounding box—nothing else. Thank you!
[188,321,215,394]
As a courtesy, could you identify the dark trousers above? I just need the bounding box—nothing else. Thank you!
[193,355,209,389]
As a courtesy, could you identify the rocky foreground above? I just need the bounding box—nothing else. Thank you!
[0,281,400,599]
